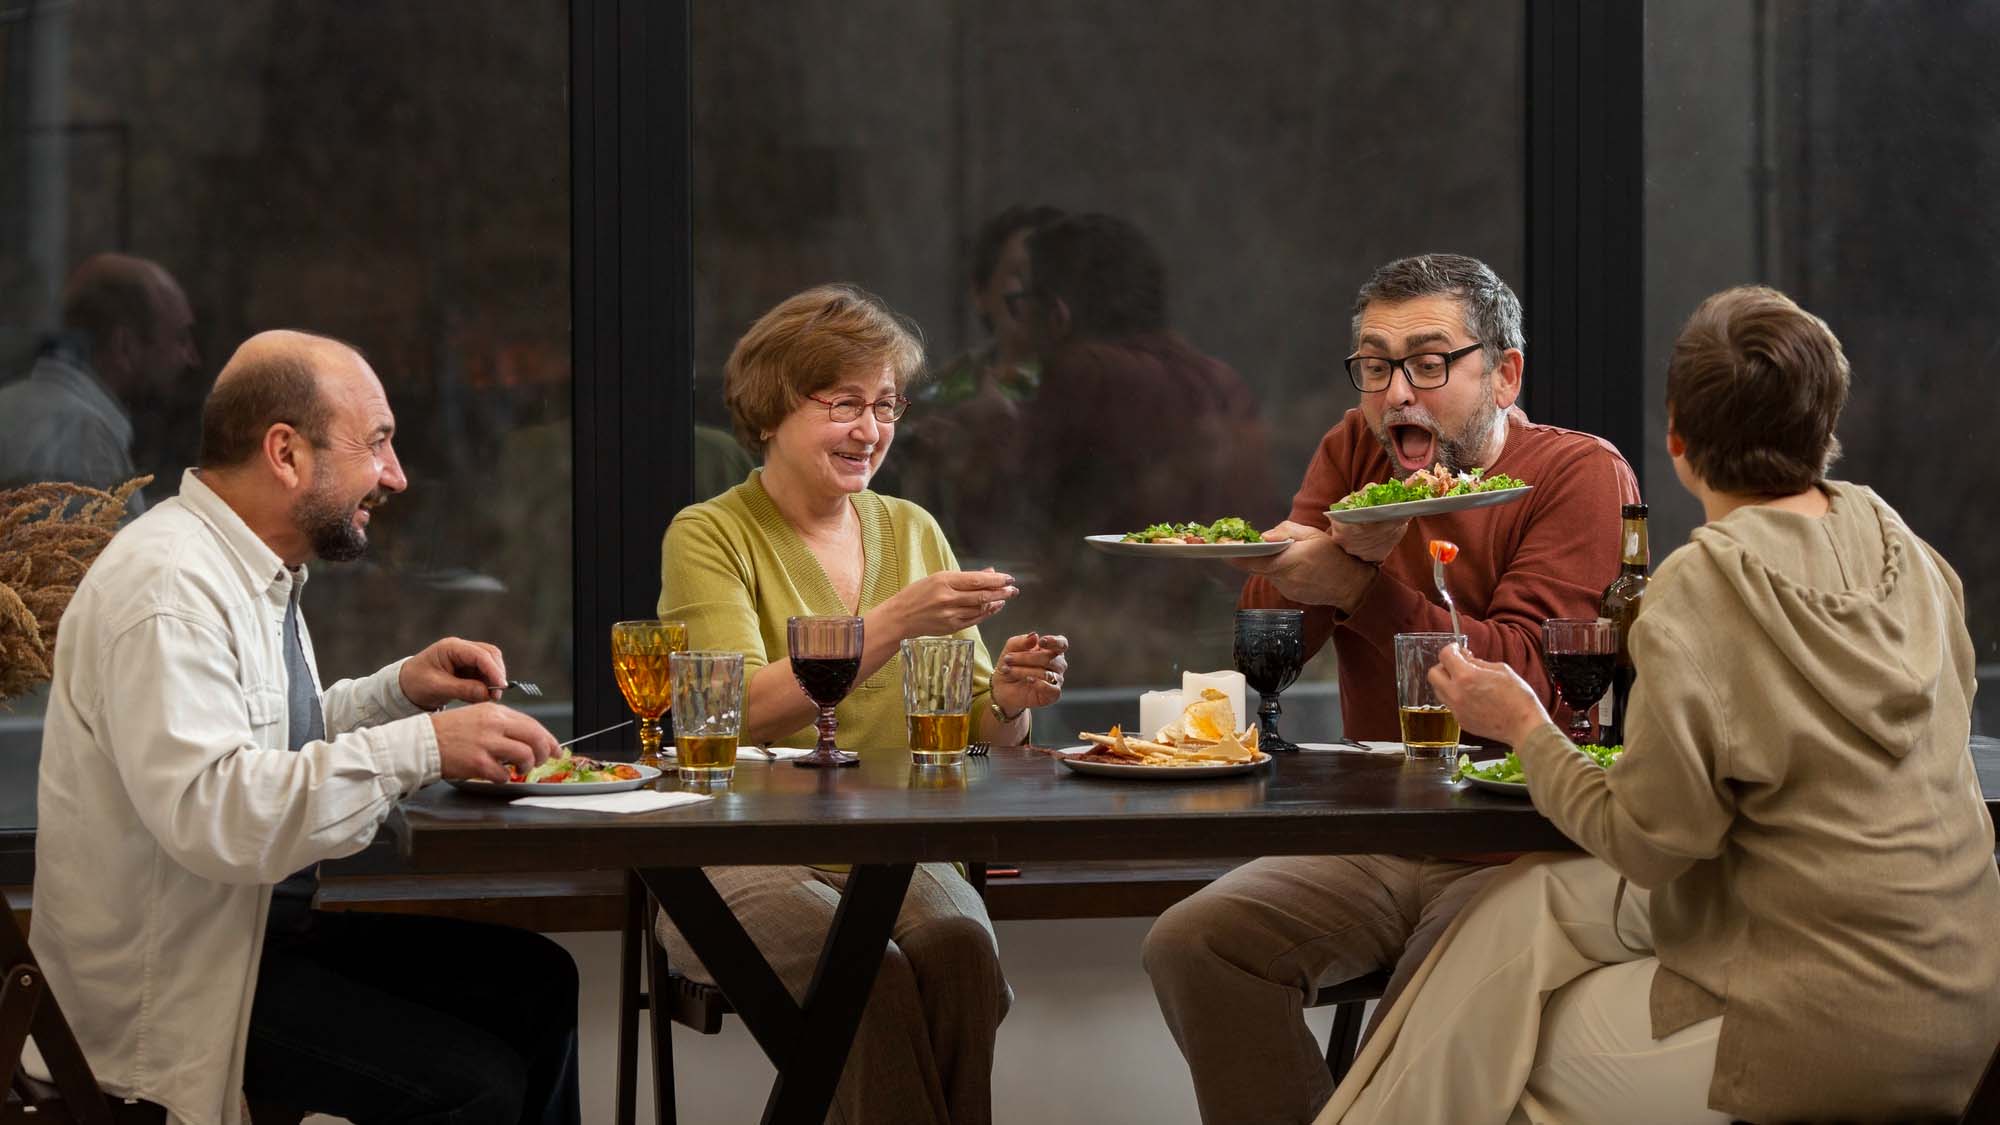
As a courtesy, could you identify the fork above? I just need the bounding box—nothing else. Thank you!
[1433,557,1463,639]
[507,679,543,698]
[966,742,991,757]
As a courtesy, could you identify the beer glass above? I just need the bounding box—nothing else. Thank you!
[1394,632,1465,762]
[669,650,743,785]
[611,619,687,768]
[901,636,976,765]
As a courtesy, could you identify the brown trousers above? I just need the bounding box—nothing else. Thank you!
[653,862,1010,1125]
[1142,854,1500,1125]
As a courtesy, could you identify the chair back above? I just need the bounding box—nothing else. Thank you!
[2,906,120,1124]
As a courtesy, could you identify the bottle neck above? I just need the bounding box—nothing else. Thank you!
[1619,517,1650,571]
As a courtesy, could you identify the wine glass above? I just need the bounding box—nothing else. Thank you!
[1542,618,1618,744]
[1233,609,1305,752]
[788,615,865,768]
[611,619,688,768]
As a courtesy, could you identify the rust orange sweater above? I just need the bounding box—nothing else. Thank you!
[1244,408,1640,741]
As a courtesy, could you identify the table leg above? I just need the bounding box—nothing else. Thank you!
[615,869,644,1125]
[637,863,916,1125]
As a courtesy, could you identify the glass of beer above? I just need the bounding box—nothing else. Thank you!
[669,650,743,785]
[901,636,976,765]
[1394,632,1466,762]
[611,619,688,769]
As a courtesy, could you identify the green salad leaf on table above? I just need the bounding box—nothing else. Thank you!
[1121,516,1262,544]
[1453,743,1623,784]
[1329,466,1528,512]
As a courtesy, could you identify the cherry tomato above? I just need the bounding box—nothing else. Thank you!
[1428,538,1459,564]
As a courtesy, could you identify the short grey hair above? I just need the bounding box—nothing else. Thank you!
[1350,253,1525,368]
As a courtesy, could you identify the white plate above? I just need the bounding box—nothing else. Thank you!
[1084,535,1290,559]
[1325,485,1534,525]
[449,763,663,797]
[1053,745,1271,779]
[1455,758,1530,797]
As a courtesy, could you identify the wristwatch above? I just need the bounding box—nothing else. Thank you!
[990,700,1027,724]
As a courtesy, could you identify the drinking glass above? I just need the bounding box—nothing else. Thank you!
[787,615,865,768]
[1233,609,1305,753]
[901,637,976,765]
[611,619,687,769]
[1394,632,1466,761]
[669,651,743,785]
[1542,618,1619,743]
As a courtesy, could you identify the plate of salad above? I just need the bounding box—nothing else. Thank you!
[1085,517,1289,558]
[1326,464,1531,525]
[448,747,663,796]
[1452,743,1623,797]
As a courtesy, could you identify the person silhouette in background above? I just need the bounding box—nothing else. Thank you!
[0,253,202,514]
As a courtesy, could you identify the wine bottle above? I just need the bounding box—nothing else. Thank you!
[1599,503,1649,746]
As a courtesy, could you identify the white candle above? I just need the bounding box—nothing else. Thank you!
[1182,670,1248,733]
[1139,689,1184,738]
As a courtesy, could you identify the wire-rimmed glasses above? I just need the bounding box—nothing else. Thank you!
[1343,341,1484,393]
[804,393,911,424]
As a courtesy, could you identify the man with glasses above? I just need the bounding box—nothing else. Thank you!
[1142,253,1639,1125]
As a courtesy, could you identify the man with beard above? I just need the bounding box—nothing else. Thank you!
[28,331,582,1123]
[1142,254,1638,1125]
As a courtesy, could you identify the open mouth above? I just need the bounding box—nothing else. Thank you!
[832,450,872,473]
[1389,424,1437,472]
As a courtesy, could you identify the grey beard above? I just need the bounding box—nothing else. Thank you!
[1373,399,1502,479]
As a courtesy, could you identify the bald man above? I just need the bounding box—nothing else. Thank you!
[27,331,581,1124]
[0,253,202,512]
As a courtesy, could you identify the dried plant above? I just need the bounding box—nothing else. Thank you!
[0,477,150,704]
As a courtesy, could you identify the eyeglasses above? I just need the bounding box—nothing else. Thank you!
[806,393,911,424]
[1343,341,1485,393]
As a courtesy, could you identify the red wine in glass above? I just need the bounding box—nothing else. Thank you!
[1542,619,1618,744]
[788,616,865,767]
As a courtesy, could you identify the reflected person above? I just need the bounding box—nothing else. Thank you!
[1144,253,1639,1125]
[28,331,579,1123]
[656,283,1068,1125]
[1326,286,2000,1123]
[0,253,201,514]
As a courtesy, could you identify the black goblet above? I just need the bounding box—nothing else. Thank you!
[1234,609,1305,753]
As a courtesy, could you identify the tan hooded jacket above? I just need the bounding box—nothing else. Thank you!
[1515,480,2000,1119]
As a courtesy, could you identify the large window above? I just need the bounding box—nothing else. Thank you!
[1644,0,2000,733]
[0,0,574,833]
[691,2,1526,738]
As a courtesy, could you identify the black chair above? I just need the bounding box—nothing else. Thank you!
[615,868,1387,1124]
[2,907,165,1125]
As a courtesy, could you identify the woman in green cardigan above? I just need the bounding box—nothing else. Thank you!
[656,284,1068,1125]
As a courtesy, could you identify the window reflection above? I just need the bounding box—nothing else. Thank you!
[692,1,1524,738]
[0,0,574,828]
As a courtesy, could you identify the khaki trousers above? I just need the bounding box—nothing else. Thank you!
[1318,853,1729,1125]
[653,862,1010,1125]
[1141,854,1502,1124]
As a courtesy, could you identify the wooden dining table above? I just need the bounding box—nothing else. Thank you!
[388,736,2000,1125]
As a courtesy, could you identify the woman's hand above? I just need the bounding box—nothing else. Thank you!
[1427,644,1551,748]
[991,632,1069,716]
[877,569,1017,640]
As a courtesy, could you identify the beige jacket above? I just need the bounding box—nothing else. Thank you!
[25,469,439,1124]
[1514,480,2000,1119]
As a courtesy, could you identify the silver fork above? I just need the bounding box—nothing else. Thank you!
[966,742,991,757]
[507,679,543,698]
[1433,557,1463,639]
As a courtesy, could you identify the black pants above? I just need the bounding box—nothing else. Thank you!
[243,910,581,1125]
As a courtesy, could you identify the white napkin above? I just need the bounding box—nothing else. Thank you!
[736,745,813,762]
[511,790,713,813]
[1357,740,1415,756]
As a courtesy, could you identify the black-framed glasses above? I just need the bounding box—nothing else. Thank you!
[1343,341,1485,393]
[806,393,911,424]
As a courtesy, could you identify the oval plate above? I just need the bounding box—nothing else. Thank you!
[1326,485,1533,525]
[1084,535,1290,559]
[448,763,663,797]
[1455,759,1530,797]
[1054,746,1271,779]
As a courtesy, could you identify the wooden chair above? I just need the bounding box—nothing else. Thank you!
[1,908,164,1125]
